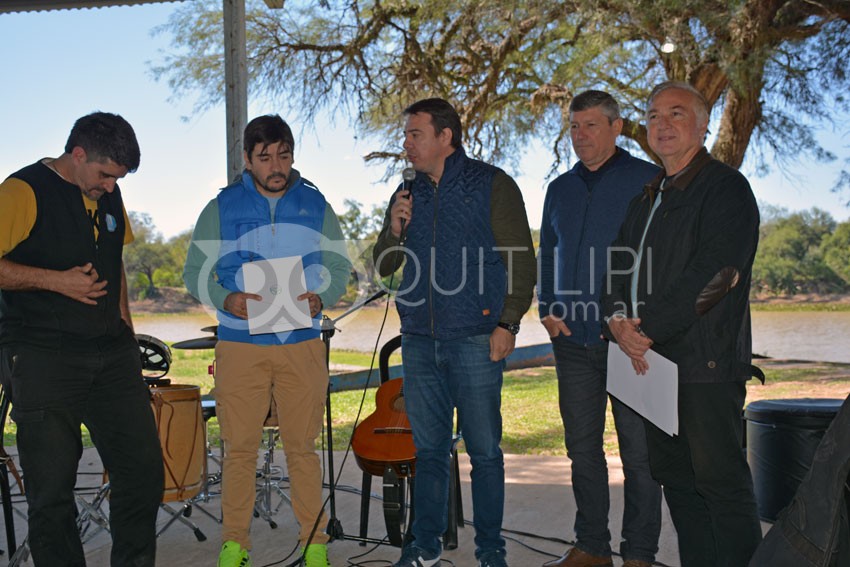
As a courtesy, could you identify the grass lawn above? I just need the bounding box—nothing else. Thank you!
[3,351,848,457]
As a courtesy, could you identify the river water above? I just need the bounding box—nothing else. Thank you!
[134,307,850,364]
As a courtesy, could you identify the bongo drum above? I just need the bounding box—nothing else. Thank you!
[149,384,206,502]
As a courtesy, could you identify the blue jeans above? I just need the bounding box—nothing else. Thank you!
[402,333,506,560]
[4,333,164,567]
[552,338,661,563]
[645,381,762,567]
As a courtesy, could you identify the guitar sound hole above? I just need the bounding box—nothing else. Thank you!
[391,395,406,413]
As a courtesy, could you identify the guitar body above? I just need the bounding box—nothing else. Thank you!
[352,378,417,477]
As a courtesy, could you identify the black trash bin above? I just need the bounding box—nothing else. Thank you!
[744,398,843,522]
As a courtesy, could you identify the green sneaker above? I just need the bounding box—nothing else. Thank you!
[218,540,251,567]
[302,543,330,567]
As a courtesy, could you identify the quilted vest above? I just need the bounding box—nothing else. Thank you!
[396,148,506,340]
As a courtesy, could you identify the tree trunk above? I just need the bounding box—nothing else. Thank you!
[711,86,762,169]
[144,268,159,298]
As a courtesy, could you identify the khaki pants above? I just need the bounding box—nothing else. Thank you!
[214,339,330,549]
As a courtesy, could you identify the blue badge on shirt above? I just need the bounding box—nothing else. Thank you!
[105,213,118,233]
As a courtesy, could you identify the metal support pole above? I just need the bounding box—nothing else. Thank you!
[223,0,248,184]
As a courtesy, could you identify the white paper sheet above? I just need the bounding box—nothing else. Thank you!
[607,343,679,436]
[242,257,313,335]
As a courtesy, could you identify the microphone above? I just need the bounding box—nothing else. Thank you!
[402,167,416,189]
[399,167,416,238]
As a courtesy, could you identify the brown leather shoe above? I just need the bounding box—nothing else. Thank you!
[622,561,652,567]
[542,547,613,567]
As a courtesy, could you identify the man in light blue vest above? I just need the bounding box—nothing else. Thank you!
[184,115,351,567]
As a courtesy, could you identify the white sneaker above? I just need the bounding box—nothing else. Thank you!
[392,545,441,567]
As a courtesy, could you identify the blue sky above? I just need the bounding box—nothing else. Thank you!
[1,2,848,239]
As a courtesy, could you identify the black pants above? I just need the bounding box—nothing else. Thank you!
[644,380,762,567]
[3,333,163,566]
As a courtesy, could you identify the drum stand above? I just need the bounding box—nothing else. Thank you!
[0,382,29,567]
[76,480,111,543]
[322,290,391,546]
[188,397,224,524]
[157,501,207,541]
[253,424,292,528]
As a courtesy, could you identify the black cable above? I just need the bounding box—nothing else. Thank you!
[256,539,300,567]
[340,535,391,566]
[254,455,678,567]
[263,247,404,566]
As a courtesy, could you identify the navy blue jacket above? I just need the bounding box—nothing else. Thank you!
[538,149,659,345]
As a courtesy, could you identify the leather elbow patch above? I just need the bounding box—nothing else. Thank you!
[695,266,740,315]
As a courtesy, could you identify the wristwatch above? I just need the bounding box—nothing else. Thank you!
[497,321,520,335]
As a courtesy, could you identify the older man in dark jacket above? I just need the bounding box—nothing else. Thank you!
[602,81,763,567]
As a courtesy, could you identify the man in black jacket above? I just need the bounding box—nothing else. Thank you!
[0,113,163,566]
[602,82,762,567]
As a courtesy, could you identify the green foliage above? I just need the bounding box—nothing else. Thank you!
[132,273,154,300]
[338,199,393,297]
[751,302,850,312]
[153,268,184,288]
[124,214,191,299]
[152,0,850,194]
[338,198,384,241]
[822,221,850,285]
[752,207,849,295]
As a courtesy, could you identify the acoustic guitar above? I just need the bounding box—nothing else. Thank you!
[351,377,417,477]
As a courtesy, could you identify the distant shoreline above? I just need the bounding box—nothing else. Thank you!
[750,293,850,311]
[131,289,850,316]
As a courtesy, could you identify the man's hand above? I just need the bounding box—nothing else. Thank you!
[53,262,108,305]
[608,316,653,375]
[297,291,323,318]
[489,325,515,362]
[540,315,571,338]
[223,291,262,320]
[389,189,413,238]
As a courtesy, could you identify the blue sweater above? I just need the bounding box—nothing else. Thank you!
[538,149,659,345]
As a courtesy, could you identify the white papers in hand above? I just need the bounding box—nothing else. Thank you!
[241,257,313,335]
[607,343,679,436]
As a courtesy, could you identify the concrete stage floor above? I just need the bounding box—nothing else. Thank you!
[0,445,772,566]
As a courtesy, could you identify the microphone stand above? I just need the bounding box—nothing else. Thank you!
[324,171,410,545]
[322,288,389,545]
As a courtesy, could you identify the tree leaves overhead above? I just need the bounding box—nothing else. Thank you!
[152,0,850,190]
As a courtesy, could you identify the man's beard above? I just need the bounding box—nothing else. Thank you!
[82,187,106,200]
[253,172,288,193]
